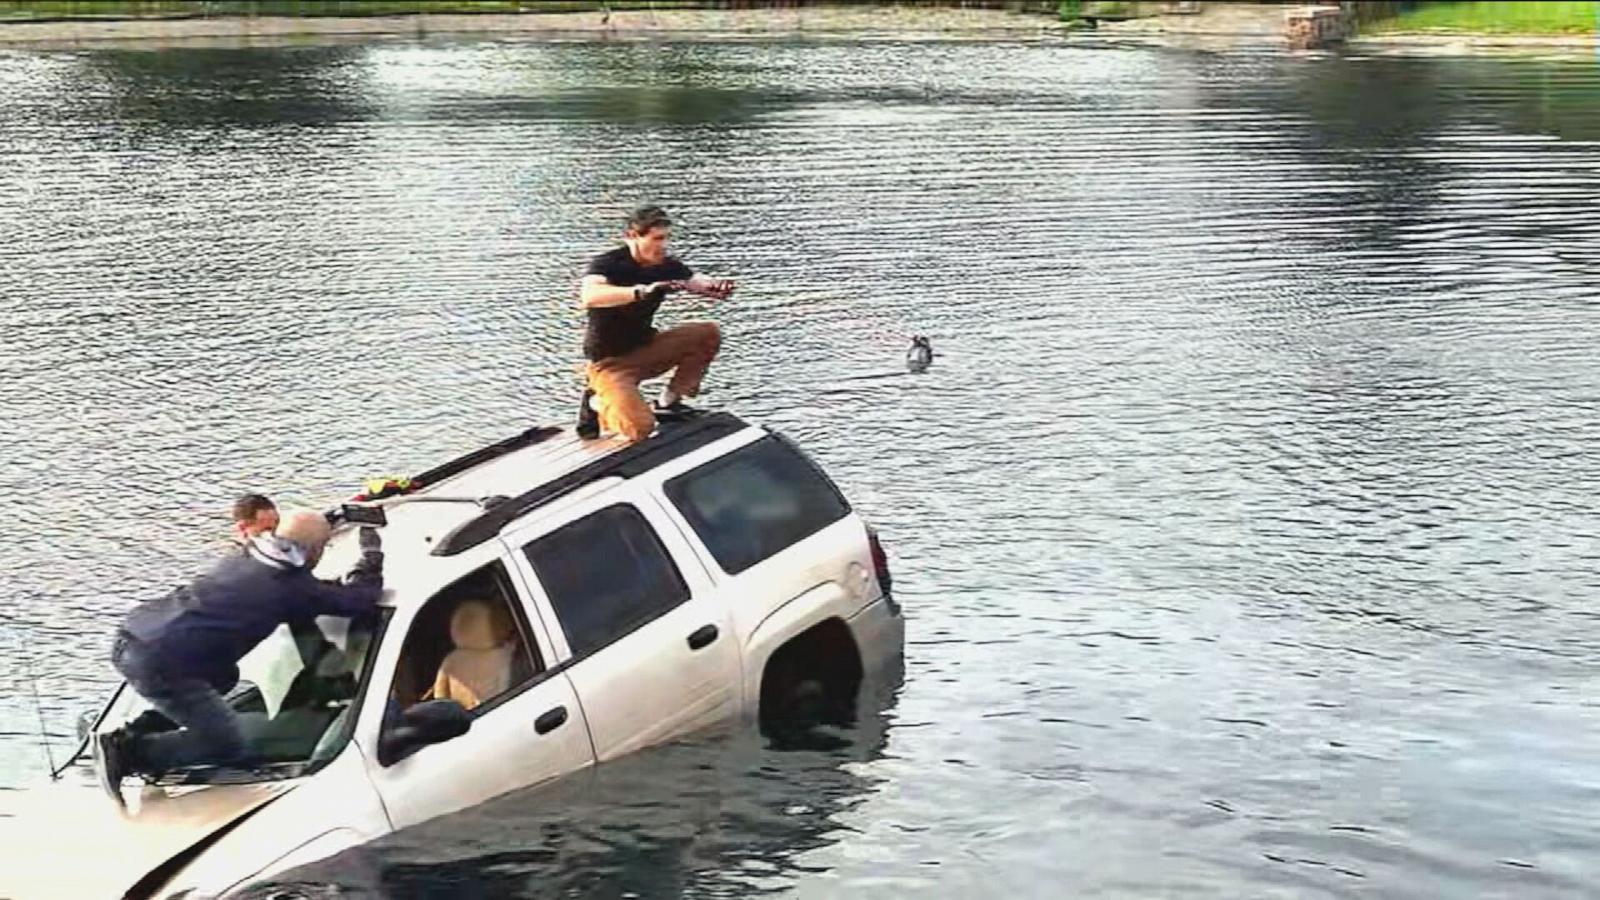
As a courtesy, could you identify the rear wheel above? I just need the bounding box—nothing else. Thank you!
[759,619,864,744]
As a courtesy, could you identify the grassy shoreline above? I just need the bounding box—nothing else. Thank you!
[0,4,1066,45]
[0,2,1592,52]
[0,1,708,20]
[1362,1,1598,36]
[2,1,1596,36]
[0,1,1060,23]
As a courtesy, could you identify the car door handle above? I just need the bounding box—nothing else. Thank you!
[535,706,568,735]
[687,624,719,651]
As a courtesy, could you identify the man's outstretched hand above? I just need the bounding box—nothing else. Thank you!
[644,277,734,301]
[684,277,735,300]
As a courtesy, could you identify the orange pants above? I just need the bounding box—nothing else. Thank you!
[587,322,721,442]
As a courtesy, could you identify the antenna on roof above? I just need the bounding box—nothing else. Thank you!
[14,624,59,780]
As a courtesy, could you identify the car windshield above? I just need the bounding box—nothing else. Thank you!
[99,611,389,784]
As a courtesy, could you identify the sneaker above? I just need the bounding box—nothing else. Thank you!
[94,729,129,810]
[576,388,600,439]
[654,398,692,417]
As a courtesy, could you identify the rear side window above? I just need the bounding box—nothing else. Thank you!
[523,504,690,658]
[665,436,851,575]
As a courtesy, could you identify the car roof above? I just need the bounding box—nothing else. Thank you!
[313,412,757,608]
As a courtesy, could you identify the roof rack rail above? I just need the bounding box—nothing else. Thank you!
[412,425,564,489]
[323,425,562,526]
[431,411,748,557]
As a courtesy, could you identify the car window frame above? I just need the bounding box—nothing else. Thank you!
[662,433,854,576]
[379,558,553,742]
[519,500,694,665]
[300,609,393,773]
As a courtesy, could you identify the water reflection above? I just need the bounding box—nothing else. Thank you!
[73,45,379,128]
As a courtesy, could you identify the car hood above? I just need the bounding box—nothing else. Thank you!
[0,777,298,899]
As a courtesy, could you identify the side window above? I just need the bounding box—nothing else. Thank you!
[386,561,543,724]
[665,436,851,575]
[523,504,689,658]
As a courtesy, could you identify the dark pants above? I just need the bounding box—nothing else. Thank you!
[111,631,247,773]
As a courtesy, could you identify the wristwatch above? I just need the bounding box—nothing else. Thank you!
[633,285,645,301]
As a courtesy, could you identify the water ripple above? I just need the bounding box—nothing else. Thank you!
[1,37,1598,898]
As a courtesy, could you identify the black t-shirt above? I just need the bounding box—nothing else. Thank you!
[583,246,694,361]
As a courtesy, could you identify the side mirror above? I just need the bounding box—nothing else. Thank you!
[378,699,472,766]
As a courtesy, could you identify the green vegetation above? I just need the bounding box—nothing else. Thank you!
[0,1,714,20]
[1056,0,1137,23]
[1363,1,1599,35]
[0,0,1150,24]
[0,0,1102,22]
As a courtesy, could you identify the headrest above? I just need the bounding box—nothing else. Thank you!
[450,600,515,651]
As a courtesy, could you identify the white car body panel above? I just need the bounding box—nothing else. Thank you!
[0,779,297,900]
[161,747,389,897]
[502,481,743,764]
[364,671,594,832]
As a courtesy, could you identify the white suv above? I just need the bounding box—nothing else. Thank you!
[8,411,903,900]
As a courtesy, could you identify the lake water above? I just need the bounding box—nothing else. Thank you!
[2,32,1599,898]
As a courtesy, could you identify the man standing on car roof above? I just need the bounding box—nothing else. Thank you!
[97,510,384,800]
[576,206,735,442]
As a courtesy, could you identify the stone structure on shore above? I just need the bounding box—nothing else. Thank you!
[1284,4,1349,50]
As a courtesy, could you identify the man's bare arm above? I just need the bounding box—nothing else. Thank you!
[578,275,643,309]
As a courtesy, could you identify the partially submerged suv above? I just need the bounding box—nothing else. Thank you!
[3,411,902,899]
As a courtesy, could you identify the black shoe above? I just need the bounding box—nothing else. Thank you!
[94,729,129,810]
[576,388,600,439]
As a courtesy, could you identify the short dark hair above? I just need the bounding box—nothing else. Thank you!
[626,206,672,235]
[232,493,276,523]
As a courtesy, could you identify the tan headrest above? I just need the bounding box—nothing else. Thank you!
[450,600,514,651]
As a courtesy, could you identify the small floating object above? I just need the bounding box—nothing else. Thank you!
[906,336,933,374]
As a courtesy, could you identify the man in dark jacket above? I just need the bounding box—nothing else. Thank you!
[100,509,384,789]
